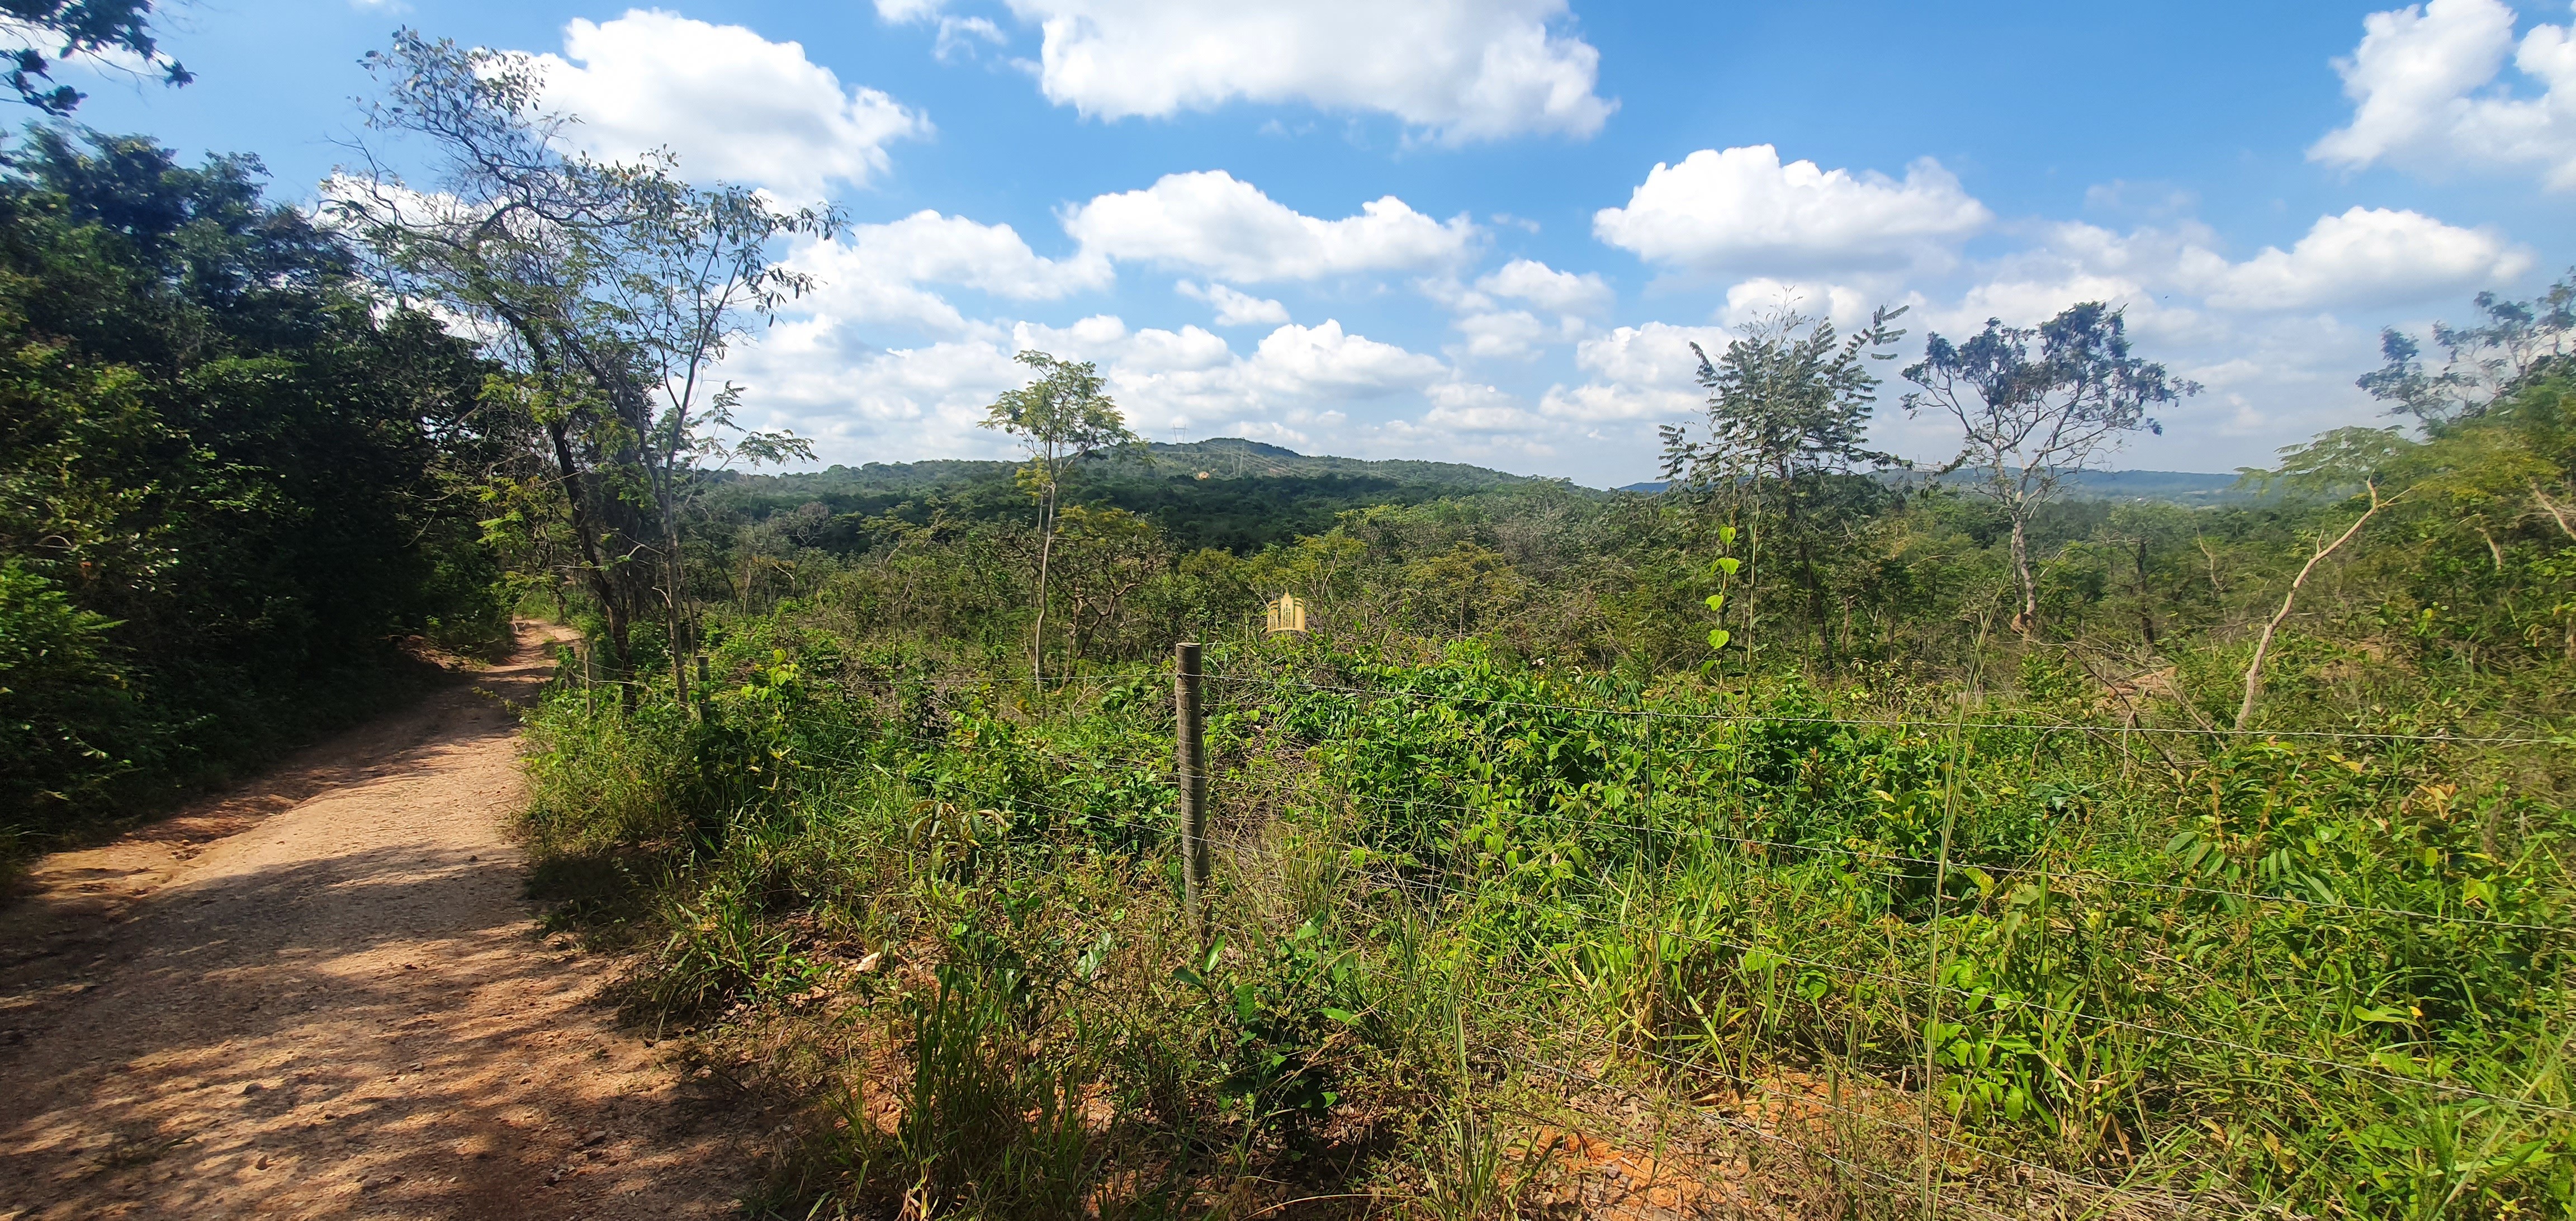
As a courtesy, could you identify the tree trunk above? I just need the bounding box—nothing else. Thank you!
[2134,536,2157,649]
[1031,480,1057,686]
[667,555,688,704]
[666,529,690,705]
[2009,508,2038,636]
[2236,486,2384,732]
[547,418,628,683]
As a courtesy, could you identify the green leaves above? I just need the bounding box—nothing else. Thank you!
[980,350,1142,477]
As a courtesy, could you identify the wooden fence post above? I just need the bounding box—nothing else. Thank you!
[1175,642,1209,929]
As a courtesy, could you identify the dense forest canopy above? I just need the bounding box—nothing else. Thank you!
[703,438,1561,556]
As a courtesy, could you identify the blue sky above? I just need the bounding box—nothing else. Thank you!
[51,0,2576,485]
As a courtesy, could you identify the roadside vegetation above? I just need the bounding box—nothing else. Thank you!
[0,127,507,845]
[513,272,2576,1214]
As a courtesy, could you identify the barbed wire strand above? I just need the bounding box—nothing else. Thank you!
[1323,785,2569,935]
[1368,868,2576,1119]
[799,720,2563,934]
[1205,671,2570,748]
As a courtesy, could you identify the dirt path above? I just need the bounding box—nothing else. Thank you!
[0,624,754,1220]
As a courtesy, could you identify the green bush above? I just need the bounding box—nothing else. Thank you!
[0,560,139,813]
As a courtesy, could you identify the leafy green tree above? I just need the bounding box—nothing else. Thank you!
[3,0,187,115]
[1660,304,1906,664]
[0,127,500,825]
[1905,302,2197,636]
[980,351,1139,682]
[2359,272,2574,426]
[333,31,832,701]
[1048,505,1168,661]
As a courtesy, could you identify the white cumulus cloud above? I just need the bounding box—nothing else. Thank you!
[722,324,1028,459]
[1999,210,2528,316]
[1537,322,1729,423]
[779,212,1109,339]
[1420,382,1545,432]
[1719,278,1910,332]
[2185,206,2531,310]
[1098,318,1450,436]
[925,0,1612,143]
[1452,311,1551,362]
[1176,281,1291,326]
[745,311,1444,450]
[840,211,1110,301]
[533,10,929,201]
[2310,0,2576,190]
[1064,171,1478,282]
[1248,321,1448,397]
[1476,257,1613,315]
[1933,272,2156,335]
[1594,145,1992,275]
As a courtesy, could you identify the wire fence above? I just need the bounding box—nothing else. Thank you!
[774,655,2573,1218]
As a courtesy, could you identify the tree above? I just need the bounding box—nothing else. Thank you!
[4,0,188,115]
[979,351,1139,683]
[1904,302,2197,635]
[1049,505,1168,661]
[331,31,833,701]
[1659,304,1906,663]
[0,129,500,824]
[2360,272,2574,426]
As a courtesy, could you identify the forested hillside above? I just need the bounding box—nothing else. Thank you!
[706,438,1565,555]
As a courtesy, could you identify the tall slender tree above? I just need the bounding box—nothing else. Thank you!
[1904,302,2196,636]
[981,351,1139,684]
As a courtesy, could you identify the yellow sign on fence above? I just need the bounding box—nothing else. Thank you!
[1265,592,1308,635]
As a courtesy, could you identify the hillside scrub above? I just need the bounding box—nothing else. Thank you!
[513,344,2576,1216]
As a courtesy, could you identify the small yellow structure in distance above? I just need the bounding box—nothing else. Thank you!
[1265,591,1308,635]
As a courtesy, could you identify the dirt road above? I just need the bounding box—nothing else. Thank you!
[0,625,753,1220]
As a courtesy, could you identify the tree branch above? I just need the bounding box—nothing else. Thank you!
[2235,482,2387,733]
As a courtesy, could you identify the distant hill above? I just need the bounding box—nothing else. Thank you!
[713,445,2261,559]
[1616,468,2251,505]
[709,438,1574,554]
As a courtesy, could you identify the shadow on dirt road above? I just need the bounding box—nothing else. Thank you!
[0,623,757,1220]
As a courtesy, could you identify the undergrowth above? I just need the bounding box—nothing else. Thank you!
[519,618,2576,1219]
